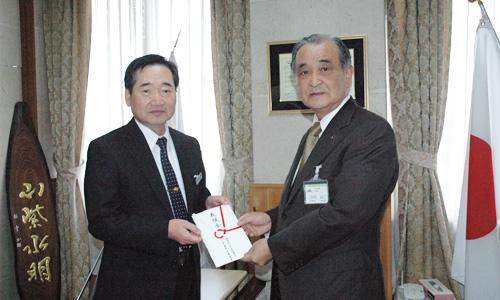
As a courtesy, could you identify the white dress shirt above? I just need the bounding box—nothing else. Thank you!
[135,119,188,209]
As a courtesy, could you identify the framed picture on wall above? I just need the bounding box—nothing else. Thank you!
[267,35,368,113]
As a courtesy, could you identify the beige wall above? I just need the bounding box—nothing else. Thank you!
[251,0,387,183]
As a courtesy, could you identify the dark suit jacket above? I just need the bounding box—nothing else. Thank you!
[267,99,399,300]
[84,119,210,299]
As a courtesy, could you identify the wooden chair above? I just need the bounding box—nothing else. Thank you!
[248,183,392,300]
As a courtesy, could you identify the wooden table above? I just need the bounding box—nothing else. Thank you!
[201,268,248,300]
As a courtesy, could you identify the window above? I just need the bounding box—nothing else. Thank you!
[84,0,221,194]
[438,1,500,233]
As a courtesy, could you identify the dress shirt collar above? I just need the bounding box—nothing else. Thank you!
[134,119,172,149]
[313,95,350,136]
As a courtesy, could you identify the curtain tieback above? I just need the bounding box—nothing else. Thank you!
[398,145,437,169]
[54,157,85,180]
[222,156,251,175]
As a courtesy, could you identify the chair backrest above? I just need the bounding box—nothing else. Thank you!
[248,183,392,300]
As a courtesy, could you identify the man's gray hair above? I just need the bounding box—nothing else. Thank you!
[290,34,351,73]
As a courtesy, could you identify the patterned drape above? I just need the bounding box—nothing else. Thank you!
[42,0,91,298]
[387,0,461,297]
[211,0,253,217]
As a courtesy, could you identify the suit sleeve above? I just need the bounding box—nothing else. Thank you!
[84,139,177,257]
[266,207,279,230]
[268,120,399,275]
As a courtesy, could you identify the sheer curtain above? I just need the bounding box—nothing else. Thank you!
[438,1,500,236]
[84,0,221,267]
[84,0,221,195]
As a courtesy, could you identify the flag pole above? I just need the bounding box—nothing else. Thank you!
[76,247,104,300]
[170,30,181,58]
[173,30,181,49]
[469,0,500,45]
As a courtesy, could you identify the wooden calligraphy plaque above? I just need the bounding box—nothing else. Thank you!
[6,102,60,299]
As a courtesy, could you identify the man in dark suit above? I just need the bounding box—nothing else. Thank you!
[239,34,399,299]
[84,54,229,299]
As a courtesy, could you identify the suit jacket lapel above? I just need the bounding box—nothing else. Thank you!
[280,131,308,210]
[283,99,357,209]
[122,119,174,215]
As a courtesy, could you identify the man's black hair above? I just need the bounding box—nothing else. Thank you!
[124,54,179,92]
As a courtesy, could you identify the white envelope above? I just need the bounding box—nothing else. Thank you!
[192,205,252,267]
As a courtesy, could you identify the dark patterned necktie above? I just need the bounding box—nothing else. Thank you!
[157,137,190,251]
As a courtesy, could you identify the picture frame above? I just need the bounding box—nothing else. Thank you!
[267,35,368,113]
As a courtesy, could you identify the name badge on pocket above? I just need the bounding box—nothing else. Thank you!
[303,165,329,204]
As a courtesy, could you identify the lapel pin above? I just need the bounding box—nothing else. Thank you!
[194,172,203,185]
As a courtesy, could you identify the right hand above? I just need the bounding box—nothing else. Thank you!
[168,219,202,244]
[238,212,272,237]
[240,238,273,266]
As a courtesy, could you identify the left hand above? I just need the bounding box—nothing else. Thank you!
[240,239,272,266]
[168,219,202,244]
[205,195,231,209]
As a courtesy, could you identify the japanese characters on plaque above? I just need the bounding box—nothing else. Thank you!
[13,181,52,283]
[7,102,60,299]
